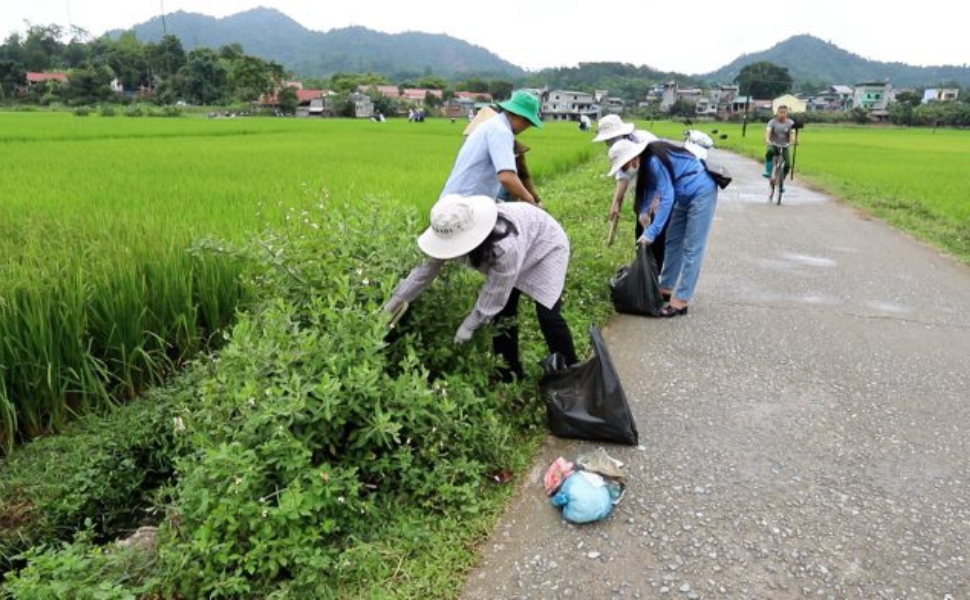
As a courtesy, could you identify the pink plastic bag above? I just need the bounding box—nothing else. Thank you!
[543,457,575,496]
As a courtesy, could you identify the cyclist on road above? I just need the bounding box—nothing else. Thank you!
[763,105,798,178]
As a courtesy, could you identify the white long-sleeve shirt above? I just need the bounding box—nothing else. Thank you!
[388,203,570,333]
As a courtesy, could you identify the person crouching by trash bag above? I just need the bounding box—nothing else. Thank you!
[384,194,579,382]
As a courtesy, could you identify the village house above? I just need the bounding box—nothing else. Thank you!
[359,85,445,107]
[443,91,494,119]
[710,85,739,118]
[808,85,853,112]
[853,81,893,113]
[25,72,69,87]
[772,93,807,114]
[922,88,960,103]
[542,89,597,122]
[260,84,333,115]
[600,96,625,115]
[659,81,703,112]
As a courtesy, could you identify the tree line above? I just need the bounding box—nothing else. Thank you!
[0,25,517,112]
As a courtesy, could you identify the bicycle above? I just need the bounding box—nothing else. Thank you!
[768,143,789,205]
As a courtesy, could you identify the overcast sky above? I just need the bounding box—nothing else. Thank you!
[2,0,966,74]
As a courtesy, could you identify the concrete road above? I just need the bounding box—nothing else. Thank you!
[462,149,970,600]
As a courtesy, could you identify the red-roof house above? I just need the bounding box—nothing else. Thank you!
[455,91,493,102]
[259,87,331,108]
[26,72,69,85]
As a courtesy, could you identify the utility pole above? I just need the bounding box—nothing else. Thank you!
[741,93,750,138]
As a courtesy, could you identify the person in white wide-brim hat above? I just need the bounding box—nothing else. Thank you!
[606,133,721,318]
[385,194,578,381]
[683,130,714,161]
[592,115,659,218]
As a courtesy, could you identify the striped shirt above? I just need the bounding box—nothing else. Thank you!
[388,203,570,333]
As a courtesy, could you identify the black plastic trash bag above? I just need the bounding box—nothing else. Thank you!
[609,244,663,316]
[539,327,639,445]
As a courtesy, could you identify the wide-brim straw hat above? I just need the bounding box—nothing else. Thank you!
[606,139,649,177]
[418,195,498,259]
[463,105,498,136]
[593,114,635,142]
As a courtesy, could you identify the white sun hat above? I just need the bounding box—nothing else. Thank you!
[684,130,714,160]
[631,129,659,146]
[418,195,499,260]
[606,138,649,177]
[592,114,635,142]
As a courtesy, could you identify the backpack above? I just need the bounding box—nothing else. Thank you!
[701,159,732,189]
[639,141,732,194]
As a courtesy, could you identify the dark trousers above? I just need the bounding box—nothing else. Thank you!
[635,217,668,273]
[493,288,578,381]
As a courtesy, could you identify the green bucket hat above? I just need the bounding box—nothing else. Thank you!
[499,91,543,129]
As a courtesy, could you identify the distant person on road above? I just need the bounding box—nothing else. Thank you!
[764,105,798,178]
[606,137,719,317]
[385,195,578,382]
[440,91,543,204]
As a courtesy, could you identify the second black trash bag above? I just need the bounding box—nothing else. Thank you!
[609,244,663,316]
[539,327,639,446]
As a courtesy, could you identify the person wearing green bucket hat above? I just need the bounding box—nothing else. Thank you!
[498,91,544,129]
[440,91,543,205]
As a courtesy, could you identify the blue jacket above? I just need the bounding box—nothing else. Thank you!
[638,151,717,242]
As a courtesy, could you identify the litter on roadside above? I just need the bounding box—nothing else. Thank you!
[544,447,626,524]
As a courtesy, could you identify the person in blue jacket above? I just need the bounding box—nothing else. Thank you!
[606,138,718,317]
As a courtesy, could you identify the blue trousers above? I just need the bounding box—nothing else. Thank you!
[659,188,718,302]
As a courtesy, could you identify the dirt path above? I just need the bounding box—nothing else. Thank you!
[461,149,970,600]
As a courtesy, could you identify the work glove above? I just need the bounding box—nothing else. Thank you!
[454,324,475,345]
[638,212,651,229]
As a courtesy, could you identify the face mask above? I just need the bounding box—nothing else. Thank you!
[624,166,638,178]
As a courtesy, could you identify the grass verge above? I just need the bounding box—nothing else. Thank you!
[1,154,631,598]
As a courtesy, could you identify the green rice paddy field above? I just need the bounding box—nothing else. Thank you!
[0,112,596,449]
[710,122,970,258]
[1,113,968,450]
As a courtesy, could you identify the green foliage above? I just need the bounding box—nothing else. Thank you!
[0,383,185,575]
[526,62,701,99]
[278,86,299,114]
[99,105,116,117]
[73,106,90,116]
[1,140,616,598]
[0,114,594,450]
[2,527,160,598]
[849,107,871,124]
[667,98,697,118]
[487,80,514,102]
[330,72,390,94]
[715,122,970,264]
[735,61,793,99]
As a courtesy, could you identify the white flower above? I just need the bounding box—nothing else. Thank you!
[173,416,186,432]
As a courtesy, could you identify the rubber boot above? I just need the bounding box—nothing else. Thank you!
[762,157,773,178]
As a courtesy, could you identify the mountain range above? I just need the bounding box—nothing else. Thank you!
[113,8,970,88]
[112,7,523,80]
[702,34,970,89]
